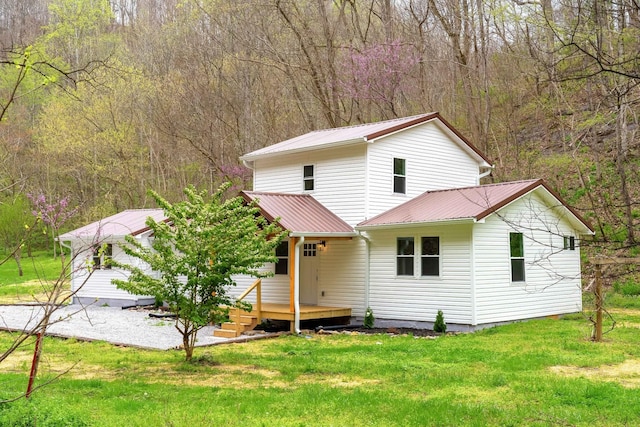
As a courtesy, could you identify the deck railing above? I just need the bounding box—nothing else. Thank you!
[233,278,262,335]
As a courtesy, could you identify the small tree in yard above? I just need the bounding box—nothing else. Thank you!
[112,184,284,361]
[434,310,447,334]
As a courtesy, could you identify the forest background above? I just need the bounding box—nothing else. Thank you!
[1,0,639,282]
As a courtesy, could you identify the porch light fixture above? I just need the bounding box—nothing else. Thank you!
[319,240,326,248]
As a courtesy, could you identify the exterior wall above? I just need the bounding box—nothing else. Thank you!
[71,238,154,307]
[252,144,367,226]
[230,267,290,305]
[472,192,583,325]
[230,238,367,317]
[364,223,474,324]
[365,121,481,219]
[316,238,366,317]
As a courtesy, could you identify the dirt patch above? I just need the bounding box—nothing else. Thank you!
[550,359,640,388]
[608,308,640,317]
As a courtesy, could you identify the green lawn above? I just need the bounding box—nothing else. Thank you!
[0,250,68,303]
[1,295,639,426]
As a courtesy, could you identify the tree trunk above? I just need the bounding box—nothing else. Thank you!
[13,247,23,277]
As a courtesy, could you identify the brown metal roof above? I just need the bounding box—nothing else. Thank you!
[357,180,594,234]
[241,191,355,236]
[58,209,167,240]
[241,112,492,166]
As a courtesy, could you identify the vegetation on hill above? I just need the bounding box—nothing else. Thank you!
[1,0,639,280]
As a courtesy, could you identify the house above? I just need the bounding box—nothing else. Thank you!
[58,209,166,307]
[59,112,594,334]
[230,112,594,332]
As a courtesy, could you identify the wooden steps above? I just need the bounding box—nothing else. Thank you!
[213,309,259,338]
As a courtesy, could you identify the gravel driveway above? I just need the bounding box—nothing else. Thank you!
[0,304,269,350]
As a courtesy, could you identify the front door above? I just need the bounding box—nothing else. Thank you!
[300,242,319,305]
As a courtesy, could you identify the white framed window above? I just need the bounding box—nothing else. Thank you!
[510,232,525,282]
[92,243,113,270]
[393,158,406,194]
[421,236,440,276]
[396,237,414,276]
[563,236,576,251]
[303,165,314,191]
[275,241,289,275]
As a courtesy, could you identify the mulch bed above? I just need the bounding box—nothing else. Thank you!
[316,326,442,337]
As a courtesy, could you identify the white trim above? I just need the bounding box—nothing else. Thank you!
[470,224,477,326]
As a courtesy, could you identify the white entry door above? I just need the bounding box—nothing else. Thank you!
[300,243,319,305]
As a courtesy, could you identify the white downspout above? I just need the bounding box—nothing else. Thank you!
[294,236,305,334]
[357,231,371,310]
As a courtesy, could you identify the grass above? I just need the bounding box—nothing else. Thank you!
[1,294,640,426]
[0,250,68,303]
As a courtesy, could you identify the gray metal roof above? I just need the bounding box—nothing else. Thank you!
[241,191,355,236]
[357,179,594,234]
[58,209,166,240]
[240,112,492,166]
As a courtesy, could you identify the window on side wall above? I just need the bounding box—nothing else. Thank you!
[303,165,314,191]
[421,236,440,276]
[509,232,525,282]
[397,237,414,276]
[275,241,289,275]
[393,158,406,194]
[563,236,576,251]
[92,243,113,270]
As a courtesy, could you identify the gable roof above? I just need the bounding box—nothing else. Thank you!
[240,112,492,167]
[58,209,166,241]
[241,191,356,237]
[357,179,594,234]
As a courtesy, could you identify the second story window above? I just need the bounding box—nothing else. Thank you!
[393,158,406,194]
[303,165,314,191]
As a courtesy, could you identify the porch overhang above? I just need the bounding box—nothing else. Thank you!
[241,191,356,334]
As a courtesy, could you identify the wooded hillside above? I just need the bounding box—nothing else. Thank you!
[1,1,638,264]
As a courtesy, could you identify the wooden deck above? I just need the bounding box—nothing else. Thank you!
[256,303,352,322]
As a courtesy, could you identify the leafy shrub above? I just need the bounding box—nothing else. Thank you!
[434,310,447,333]
[613,278,640,296]
[0,399,88,427]
[363,307,375,329]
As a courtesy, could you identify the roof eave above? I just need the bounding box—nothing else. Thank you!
[240,137,365,162]
[288,231,357,238]
[356,217,477,230]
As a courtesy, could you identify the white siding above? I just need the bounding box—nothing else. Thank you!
[317,238,367,316]
[230,268,290,305]
[365,224,473,324]
[473,192,583,324]
[366,121,481,219]
[252,145,367,226]
[71,238,154,304]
